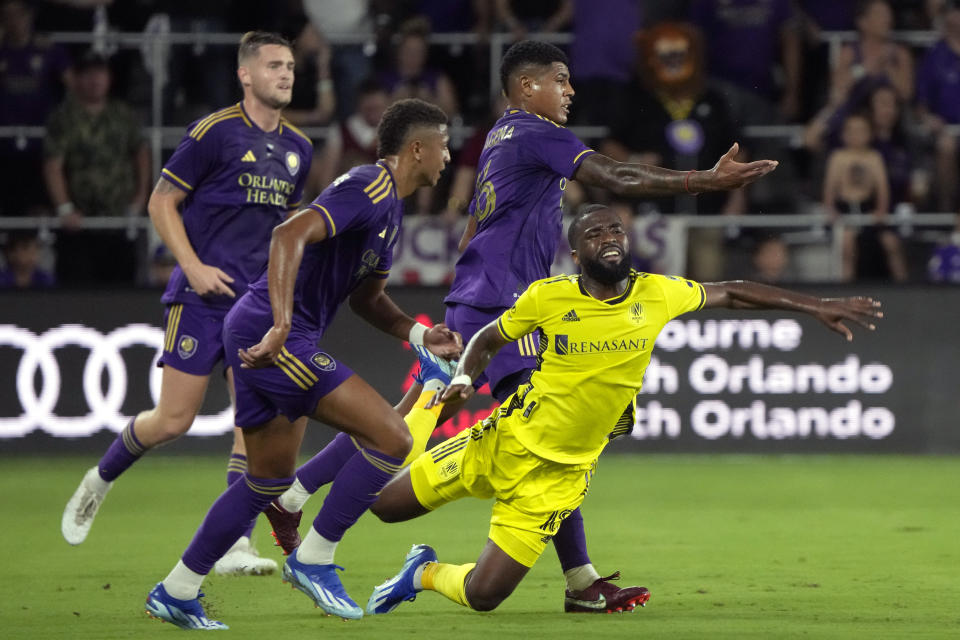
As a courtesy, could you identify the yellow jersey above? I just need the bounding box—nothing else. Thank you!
[495,270,705,463]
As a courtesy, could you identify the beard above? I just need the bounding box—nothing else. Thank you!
[581,253,631,285]
[253,86,291,110]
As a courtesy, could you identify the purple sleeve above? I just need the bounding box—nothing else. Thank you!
[308,181,379,237]
[372,246,393,278]
[525,124,594,179]
[161,127,219,193]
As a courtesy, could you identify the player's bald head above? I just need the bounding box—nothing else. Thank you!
[567,204,613,248]
[500,40,569,96]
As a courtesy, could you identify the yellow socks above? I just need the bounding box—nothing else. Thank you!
[420,561,476,608]
[401,392,443,466]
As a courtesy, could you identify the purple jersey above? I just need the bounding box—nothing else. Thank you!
[445,109,594,308]
[243,162,403,338]
[916,41,960,124]
[160,103,312,309]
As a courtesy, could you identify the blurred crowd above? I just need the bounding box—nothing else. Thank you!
[2,0,960,289]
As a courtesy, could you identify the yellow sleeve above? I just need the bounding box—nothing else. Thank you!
[658,275,706,319]
[497,283,542,341]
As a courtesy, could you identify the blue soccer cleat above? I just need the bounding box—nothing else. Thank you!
[282,549,363,619]
[412,345,457,387]
[145,582,228,630]
[366,544,438,615]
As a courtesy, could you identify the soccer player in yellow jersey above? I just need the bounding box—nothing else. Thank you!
[363,204,882,614]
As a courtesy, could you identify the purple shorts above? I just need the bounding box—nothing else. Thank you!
[444,302,539,401]
[157,303,227,376]
[223,302,353,428]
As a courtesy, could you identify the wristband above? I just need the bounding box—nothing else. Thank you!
[56,202,75,217]
[684,170,698,195]
[449,374,472,387]
[408,322,429,346]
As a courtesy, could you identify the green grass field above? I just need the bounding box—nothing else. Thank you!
[2,454,957,639]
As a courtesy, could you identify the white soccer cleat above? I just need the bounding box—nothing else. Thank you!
[213,537,278,576]
[61,466,112,545]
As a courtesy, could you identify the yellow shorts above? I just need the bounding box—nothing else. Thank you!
[409,414,596,567]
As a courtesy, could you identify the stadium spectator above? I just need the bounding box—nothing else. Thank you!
[749,233,794,283]
[42,50,149,286]
[0,230,55,288]
[379,17,459,119]
[494,0,572,40]
[301,0,374,120]
[60,32,313,580]
[282,20,337,132]
[600,22,744,281]
[567,0,642,126]
[314,78,388,192]
[795,1,856,121]
[364,204,882,616]
[822,111,908,281]
[916,0,960,211]
[827,0,913,110]
[0,0,70,216]
[688,0,802,123]
[927,214,960,282]
[866,83,923,209]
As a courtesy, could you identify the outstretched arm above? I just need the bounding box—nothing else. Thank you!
[349,276,462,358]
[702,280,882,341]
[237,209,328,368]
[573,143,778,198]
[429,321,510,407]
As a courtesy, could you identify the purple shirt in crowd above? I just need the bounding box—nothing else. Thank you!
[799,0,855,30]
[689,0,795,98]
[244,162,402,338]
[159,103,312,309]
[445,109,594,309]
[571,0,642,82]
[916,40,960,124]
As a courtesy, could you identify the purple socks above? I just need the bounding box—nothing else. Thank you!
[181,473,293,574]
[553,507,592,571]
[312,447,403,542]
[295,433,358,493]
[98,418,145,482]
[226,453,255,539]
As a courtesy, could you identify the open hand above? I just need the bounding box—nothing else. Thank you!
[814,297,883,341]
[426,381,475,409]
[706,143,779,191]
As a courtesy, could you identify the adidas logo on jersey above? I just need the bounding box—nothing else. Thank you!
[561,309,580,322]
[241,150,256,162]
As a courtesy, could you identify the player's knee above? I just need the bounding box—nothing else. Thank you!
[138,410,193,445]
[465,589,507,612]
[376,415,413,460]
[465,575,514,612]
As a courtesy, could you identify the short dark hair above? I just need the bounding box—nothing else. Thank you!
[567,204,611,247]
[500,40,569,94]
[238,31,292,65]
[376,98,447,157]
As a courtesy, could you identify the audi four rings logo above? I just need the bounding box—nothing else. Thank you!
[0,324,233,439]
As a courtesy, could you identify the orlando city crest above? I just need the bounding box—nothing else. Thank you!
[285,151,300,176]
[178,335,198,359]
[311,352,336,371]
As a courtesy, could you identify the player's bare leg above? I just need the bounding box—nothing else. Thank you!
[62,367,210,545]
[282,374,412,619]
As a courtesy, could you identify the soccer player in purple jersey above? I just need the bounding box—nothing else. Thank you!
[270,40,781,612]
[61,32,312,575]
[145,98,462,629]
